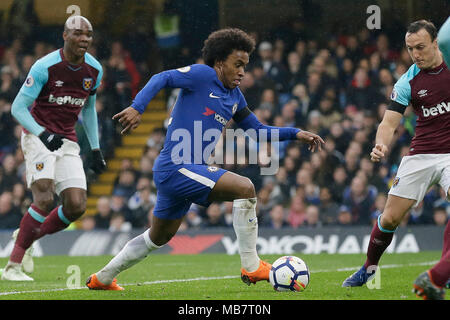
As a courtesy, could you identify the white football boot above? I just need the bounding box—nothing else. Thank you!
[12,228,34,273]
[1,262,34,281]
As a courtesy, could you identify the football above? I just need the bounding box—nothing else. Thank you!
[269,256,310,292]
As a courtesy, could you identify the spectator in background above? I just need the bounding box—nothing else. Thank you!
[318,186,340,225]
[113,169,137,200]
[347,67,381,112]
[265,204,289,229]
[291,83,310,126]
[94,97,116,158]
[337,205,353,226]
[287,195,307,228]
[184,204,203,229]
[286,51,306,91]
[0,192,22,229]
[343,175,377,225]
[0,66,21,102]
[317,97,342,129]
[109,212,132,232]
[256,41,289,93]
[256,186,275,225]
[201,202,226,228]
[222,201,233,227]
[370,193,387,226]
[94,196,112,229]
[80,215,96,231]
[0,97,17,154]
[303,204,322,228]
[127,178,155,228]
[0,154,20,191]
[432,207,448,226]
[11,182,30,212]
[110,190,131,219]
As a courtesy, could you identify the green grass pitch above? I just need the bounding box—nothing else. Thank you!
[0,251,446,300]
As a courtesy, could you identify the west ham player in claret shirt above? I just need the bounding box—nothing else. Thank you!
[342,18,450,300]
[2,16,106,281]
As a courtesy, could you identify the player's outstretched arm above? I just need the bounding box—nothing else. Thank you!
[112,72,171,135]
[112,106,141,135]
[113,65,206,134]
[370,110,403,162]
[233,106,324,151]
[295,130,325,152]
[438,16,450,67]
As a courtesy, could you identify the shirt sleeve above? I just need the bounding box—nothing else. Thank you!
[11,60,48,136]
[93,64,103,91]
[131,64,213,114]
[438,16,450,67]
[234,107,300,142]
[81,94,100,150]
[19,60,48,99]
[11,92,45,136]
[390,74,411,107]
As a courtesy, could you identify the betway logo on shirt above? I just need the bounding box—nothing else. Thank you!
[48,94,86,106]
[421,102,450,117]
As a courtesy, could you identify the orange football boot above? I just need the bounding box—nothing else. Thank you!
[86,274,124,291]
[241,260,272,285]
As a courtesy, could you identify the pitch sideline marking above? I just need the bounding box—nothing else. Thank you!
[0,260,438,296]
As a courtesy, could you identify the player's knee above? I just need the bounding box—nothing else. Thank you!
[238,177,256,199]
[380,213,401,230]
[34,192,55,213]
[32,180,55,212]
[62,194,86,220]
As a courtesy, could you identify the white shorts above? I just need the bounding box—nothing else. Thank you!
[388,153,450,207]
[21,132,87,195]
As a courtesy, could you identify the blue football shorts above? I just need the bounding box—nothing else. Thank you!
[152,164,227,219]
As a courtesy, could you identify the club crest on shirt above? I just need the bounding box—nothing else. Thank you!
[392,177,400,187]
[35,162,44,171]
[232,103,238,115]
[82,77,93,91]
[177,66,191,73]
[207,166,219,172]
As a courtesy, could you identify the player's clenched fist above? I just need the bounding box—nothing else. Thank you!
[370,144,388,162]
[112,106,142,135]
[39,130,65,152]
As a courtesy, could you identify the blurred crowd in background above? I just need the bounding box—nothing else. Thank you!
[0,17,449,232]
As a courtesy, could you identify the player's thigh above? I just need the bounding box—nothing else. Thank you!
[156,165,229,207]
[22,132,57,191]
[207,171,255,202]
[30,178,56,212]
[388,154,441,207]
[54,141,86,196]
[381,194,416,227]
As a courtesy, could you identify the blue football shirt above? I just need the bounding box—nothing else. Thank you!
[132,64,247,171]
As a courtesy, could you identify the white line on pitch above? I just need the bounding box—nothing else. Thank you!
[0,260,438,297]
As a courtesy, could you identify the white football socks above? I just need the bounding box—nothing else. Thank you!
[96,229,161,285]
[232,197,260,272]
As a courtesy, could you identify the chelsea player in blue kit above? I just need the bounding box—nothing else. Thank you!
[87,28,324,290]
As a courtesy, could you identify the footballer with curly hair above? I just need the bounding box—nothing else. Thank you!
[86,28,324,290]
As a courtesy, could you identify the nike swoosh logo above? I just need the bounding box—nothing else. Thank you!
[249,218,257,223]
[209,93,220,99]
